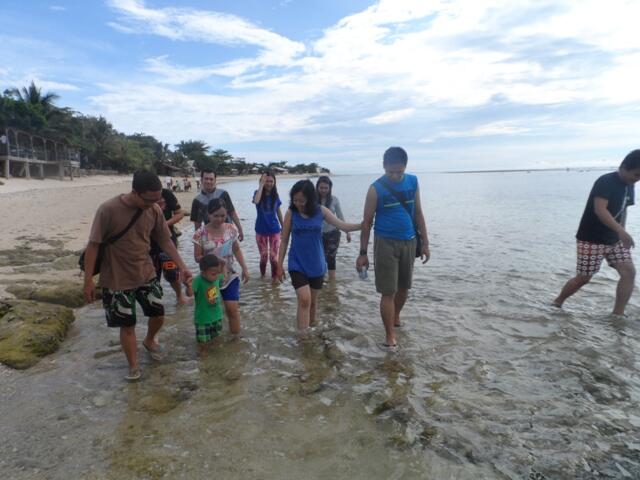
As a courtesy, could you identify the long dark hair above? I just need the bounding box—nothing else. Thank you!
[289,179,318,217]
[258,170,280,211]
[315,175,333,209]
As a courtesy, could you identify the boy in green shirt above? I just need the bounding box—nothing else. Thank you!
[185,254,225,357]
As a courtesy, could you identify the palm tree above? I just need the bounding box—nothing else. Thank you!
[8,81,60,118]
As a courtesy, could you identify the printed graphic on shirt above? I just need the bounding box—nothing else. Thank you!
[206,285,219,304]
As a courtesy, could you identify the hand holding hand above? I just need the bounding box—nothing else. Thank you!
[180,267,193,284]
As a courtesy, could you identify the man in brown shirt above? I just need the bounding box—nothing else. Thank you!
[83,171,193,381]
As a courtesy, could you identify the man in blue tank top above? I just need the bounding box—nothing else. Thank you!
[356,147,430,348]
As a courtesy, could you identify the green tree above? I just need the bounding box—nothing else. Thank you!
[268,161,288,169]
[7,81,60,120]
[0,93,47,131]
[210,148,233,174]
[175,140,211,171]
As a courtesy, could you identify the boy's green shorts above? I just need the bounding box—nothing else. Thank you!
[195,321,222,343]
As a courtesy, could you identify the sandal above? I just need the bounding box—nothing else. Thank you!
[143,342,166,361]
[125,368,141,381]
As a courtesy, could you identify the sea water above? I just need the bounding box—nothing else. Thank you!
[1,170,639,479]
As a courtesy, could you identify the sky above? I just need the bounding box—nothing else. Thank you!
[1,0,640,173]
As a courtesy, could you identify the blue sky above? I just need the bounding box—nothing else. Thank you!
[2,0,640,172]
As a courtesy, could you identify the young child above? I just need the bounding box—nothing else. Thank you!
[185,254,226,357]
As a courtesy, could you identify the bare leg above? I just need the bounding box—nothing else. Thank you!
[295,286,312,330]
[224,301,241,334]
[143,316,164,349]
[170,280,186,305]
[197,342,210,359]
[380,293,397,346]
[120,326,138,369]
[553,275,591,307]
[309,288,321,326]
[393,289,409,327]
[612,263,636,315]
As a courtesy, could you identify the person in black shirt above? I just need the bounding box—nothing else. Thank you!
[190,170,244,241]
[150,188,186,304]
[554,150,640,315]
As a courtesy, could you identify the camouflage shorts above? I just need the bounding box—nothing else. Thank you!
[102,278,164,328]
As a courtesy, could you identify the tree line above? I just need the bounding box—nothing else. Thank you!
[0,81,329,175]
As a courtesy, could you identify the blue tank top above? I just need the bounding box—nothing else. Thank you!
[288,208,327,277]
[254,191,282,235]
[373,174,418,241]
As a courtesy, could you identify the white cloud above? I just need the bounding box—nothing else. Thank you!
[366,108,415,125]
[107,0,305,73]
[33,79,79,92]
[90,83,315,143]
[89,0,640,170]
[49,5,67,12]
[0,68,79,92]
[144,56,255,84]
[421,121,533,143]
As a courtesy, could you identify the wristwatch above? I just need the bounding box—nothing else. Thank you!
[359,249,367,256]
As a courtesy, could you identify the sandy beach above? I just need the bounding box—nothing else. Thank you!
[0,174,250,251]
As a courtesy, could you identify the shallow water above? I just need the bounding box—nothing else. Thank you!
[1,170,640,479]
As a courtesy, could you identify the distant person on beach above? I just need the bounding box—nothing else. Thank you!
[165,176,172,189]
[277,180,362,331]
[553,150,640,316]
[253,171,283,281]
[83,171,193,381]
[185,254,226,357]
[193,198,250,334]
[356,147,430,348]
[149,188,187,305]
[316,176,351,281]
[191,170,244,241]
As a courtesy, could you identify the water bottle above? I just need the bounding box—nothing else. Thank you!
[358,265,368,280]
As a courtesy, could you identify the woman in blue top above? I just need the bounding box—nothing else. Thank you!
[277,180,362,331]
[252,171,283,281]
